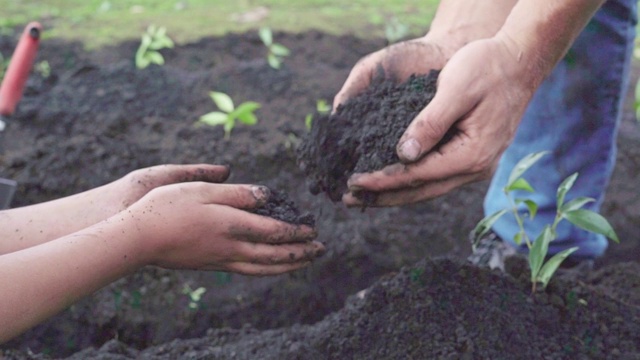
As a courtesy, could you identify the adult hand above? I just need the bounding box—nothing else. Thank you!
[343,35,538,207]
[333,37,451,112]
[119,182,325,275]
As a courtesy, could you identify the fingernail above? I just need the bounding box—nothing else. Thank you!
[251,185,270,205]
[398,138,421,162]
[315,246,326,257]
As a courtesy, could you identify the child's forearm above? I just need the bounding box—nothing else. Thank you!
[0,217,143,343]
[0,181,123,255]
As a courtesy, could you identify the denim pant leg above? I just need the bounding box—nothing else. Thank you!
[484,0,637,259]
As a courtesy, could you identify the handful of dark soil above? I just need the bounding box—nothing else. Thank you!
[252,188,315,227]
[297,70,439,202]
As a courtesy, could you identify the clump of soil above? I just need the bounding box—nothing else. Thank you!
[252,188,315,227]
[297,70,439,202]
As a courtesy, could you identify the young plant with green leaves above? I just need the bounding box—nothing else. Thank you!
[259,27,290,69]
[182,284,206,311]
[305,99,331,131]
[198,91,260,140]
[135,25,174,69]
[473,151,619,292]
[384,16,409,44]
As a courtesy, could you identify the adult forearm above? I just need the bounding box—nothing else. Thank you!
[496,0,606,88]
[0,218,142,342]
[425,0,518,54]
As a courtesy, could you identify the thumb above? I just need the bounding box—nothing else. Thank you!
[396,75,479,163]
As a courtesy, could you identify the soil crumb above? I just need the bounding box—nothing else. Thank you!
[252,188,315,227]
[297,70,439,202]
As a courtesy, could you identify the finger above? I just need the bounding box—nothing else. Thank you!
[225,261,313,276]
[180,183,270,210]
[347,132,478,193]
[333,53,379,111]
[161,164,231,184]
[396,70,481,163]
[234,240,325,265]
[226,211,318,244]
[343,172,481,207]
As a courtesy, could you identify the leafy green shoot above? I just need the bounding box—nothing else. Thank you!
[304,99,331,131]
[198,91,260,140]
[259,27,290,69]
[473,151,619,292]
[384,16,409,44]
[135,25,174,69]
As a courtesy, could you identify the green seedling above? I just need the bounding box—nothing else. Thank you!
[305,99,331,131]
[259,27,290,69]
[384,16,409,44]
[135,25,174,69]
[473,151,619,292]
[35,60,50,78]
[182,284,206,310]
[198,91,260,140]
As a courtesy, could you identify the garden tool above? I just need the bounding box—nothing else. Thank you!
[0,22,42,209]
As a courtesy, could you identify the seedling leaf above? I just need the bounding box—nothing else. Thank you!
[507,151,549,188]
[506,178,535,192]
[316,99,331,114]
[472,209,508,243]
[259,27,273,46]
[270,43,290,57]
[199,112,228,126]
[560,196,595,213]
[523,199,538,220]
[237,112,258,125]
[536,247,579,289]
[529,225,554,281]
[305,114,313,131]
[267,54,281,69]
[146,51,164,65]
[513,230,524,246]
[234,101,261,115]
[557,172,578,209]
[210,92,234,113]
[563,209,620,243]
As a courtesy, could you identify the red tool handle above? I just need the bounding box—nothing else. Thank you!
[0,22,42,117]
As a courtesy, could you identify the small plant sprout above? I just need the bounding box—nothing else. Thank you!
[198,91,260,140]
[259,27,290,69]
[473,151,619,292]
[305,99,331,131]
[135,25,174,69]
[384,16,409,44]
[182,284,206,310]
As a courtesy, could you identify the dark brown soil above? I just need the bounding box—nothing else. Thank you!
[252,188,315,226]
[297,71,438,202]
[0,28,639,360]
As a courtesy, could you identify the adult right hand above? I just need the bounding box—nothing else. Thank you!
[119,182,325,276]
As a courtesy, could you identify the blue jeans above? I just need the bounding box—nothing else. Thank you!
[484,0,638,259]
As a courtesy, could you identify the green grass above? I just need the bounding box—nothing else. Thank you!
[2,0,439,49]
